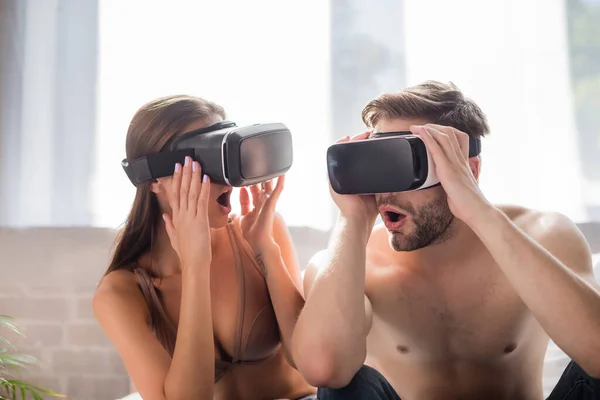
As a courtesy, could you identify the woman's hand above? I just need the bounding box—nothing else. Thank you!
[163,156,212,269]
[239,175,285,255]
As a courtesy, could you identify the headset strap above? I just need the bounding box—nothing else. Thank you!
[370,130,481,158]
[121,120,237,186]
[122,149,195,186]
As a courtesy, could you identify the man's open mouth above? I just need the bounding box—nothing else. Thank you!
[380,205,407,230]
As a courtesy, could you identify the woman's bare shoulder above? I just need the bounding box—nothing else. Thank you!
[97,268,139,294]
[94,269,150,324]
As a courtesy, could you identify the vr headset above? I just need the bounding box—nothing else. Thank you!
[122,120,293,187]
[326,131,481,195]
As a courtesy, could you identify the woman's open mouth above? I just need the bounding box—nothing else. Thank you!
[380,205,407,231]
[216,189,232,214]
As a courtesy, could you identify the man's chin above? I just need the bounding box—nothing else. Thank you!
[388,232,412,252]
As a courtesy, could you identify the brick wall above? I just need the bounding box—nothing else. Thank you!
[0,225,330,400]
[0,227,130,400]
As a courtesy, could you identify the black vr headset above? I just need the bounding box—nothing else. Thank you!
[326,131,481,195]
[122,120,293,187]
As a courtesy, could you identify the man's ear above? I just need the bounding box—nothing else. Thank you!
[469,156,481,182]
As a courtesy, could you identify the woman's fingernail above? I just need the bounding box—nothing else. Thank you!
[185,157,190,166]
[162,214,167,221]
[174,163,181,173]
[192,161,197,172]
[203,174,209,183]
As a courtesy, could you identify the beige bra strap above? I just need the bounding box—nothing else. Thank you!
[133,268,177,355]
[133,268,176,333]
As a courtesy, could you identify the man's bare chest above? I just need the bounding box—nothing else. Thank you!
[364,261,538,360]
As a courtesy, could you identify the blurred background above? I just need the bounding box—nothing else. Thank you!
[0,0,599,399]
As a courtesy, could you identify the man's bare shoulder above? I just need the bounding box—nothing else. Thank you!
[369,222,389,244]
[302,224,391,292]
[305,249,327,273]
[497,204,594,279]
[497,204,581,239]
[305,223,390,271]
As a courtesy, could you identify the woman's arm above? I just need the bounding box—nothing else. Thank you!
[271,212,303,292]
[95,159,217,399]
[257,213,306,366]
[164,265,215,399]
[238,177,306,367]
[94,268,215,400]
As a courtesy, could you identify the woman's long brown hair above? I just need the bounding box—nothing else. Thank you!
[102,95,226,279]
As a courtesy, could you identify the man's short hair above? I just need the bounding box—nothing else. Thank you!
[361,81,490,140]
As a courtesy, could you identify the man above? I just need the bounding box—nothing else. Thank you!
[291,81,600,399]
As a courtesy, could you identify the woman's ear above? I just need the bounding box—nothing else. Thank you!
[150,178,162,194]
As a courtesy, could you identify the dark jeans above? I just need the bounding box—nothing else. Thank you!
[317,361,600,400]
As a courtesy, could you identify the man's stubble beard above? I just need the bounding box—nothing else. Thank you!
[386,192,456,252]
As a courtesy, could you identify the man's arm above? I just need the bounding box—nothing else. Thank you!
[411,123,600,378]
[291,216,374,388]
[471,208,600,378]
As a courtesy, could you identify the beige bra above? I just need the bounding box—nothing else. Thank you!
[134,218,281,382]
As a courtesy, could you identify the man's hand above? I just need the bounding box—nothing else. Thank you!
[411,124,493,226]
[412,125,600,377]
[329,132,379,230]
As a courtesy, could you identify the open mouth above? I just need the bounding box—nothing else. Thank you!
[216,188,232,212]
[380,206,407,231]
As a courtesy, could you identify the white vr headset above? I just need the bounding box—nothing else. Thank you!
[326,131,481,195]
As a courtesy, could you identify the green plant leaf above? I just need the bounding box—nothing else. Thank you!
[0,378,66,399]
[0,377,13,399]
[0,315,64,399]
[0,353,38,371]
[0,316,23,338]
[0,336,16,351]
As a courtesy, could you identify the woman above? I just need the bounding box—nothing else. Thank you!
[93,95,316,400]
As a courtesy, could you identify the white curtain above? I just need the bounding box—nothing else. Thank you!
[0,0,98,227]
[403,0,586,221]
[93,0,332,230]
